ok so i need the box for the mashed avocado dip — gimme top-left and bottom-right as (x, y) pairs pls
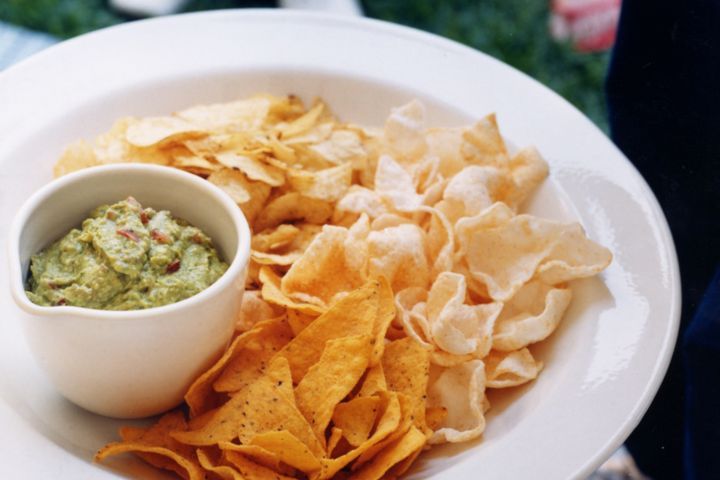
(26, 197), (228, 310)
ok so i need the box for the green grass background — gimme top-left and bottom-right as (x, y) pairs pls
(0, 0), (610, 130)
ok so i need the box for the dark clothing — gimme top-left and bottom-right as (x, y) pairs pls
(606, 1), (720, 478)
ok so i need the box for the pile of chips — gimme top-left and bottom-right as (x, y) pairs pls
(55, 94), (612, 479)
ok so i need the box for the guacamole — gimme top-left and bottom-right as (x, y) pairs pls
(26, 197), (228, 310)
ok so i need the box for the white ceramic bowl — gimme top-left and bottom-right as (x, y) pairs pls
(7, 164), (251, 418)
(0, 9), (679, 480)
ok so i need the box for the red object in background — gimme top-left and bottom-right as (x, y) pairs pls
(550, 0), (622, 52)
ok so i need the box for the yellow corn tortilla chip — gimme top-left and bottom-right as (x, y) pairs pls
(274, 280), (379, 382)
(185, 317), (291, 416)
(250, 430), (321, 473)
(369, 276), (396, 366)
(173, 357), (324, 458)
(287, 308), (318, 336)
(314, 391), (403, 479)
(358, 363), (388, 398)
(382, 338), (431, 431)
(327, 427), (344, 457)
(223, 450), (297, 480)
(350, 426), (427, 480)
(196, 448), (244, 480)
(295, 335), (373, 445)
(425, 406), (448, 431)
(332, 396), (381, 447)
(352, 392), (415, 469)
(212, 316), (294, 393)
(95, 411), (204, 480)
(219, 441), (285, 473)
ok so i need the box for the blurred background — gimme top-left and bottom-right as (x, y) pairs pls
(0, 0), (615, 131)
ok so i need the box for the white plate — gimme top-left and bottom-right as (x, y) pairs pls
(0, 10), (680, 480)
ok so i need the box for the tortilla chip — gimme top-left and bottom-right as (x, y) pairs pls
(173, 357), (324, 458)
(332, 396), (381, 447)
(185, 322), (263, 417)
(358, 363), (388, 398)
(213, 317), (294, 393)
(274, 279), (379, 382)
(369, 276), (396, 366)
(350, 426), (426, 480)
(381, 338), (431, 431)
(95, 411), (203, 480)
(295, 335), (373, 444)
(280, 311), (310, 338)
(315, 391), (403, 479)
(196, 448), (244, 480)
(327, 427), (344, 457)
(249, 430), (321, 473)
(223, 450), (297, 480)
